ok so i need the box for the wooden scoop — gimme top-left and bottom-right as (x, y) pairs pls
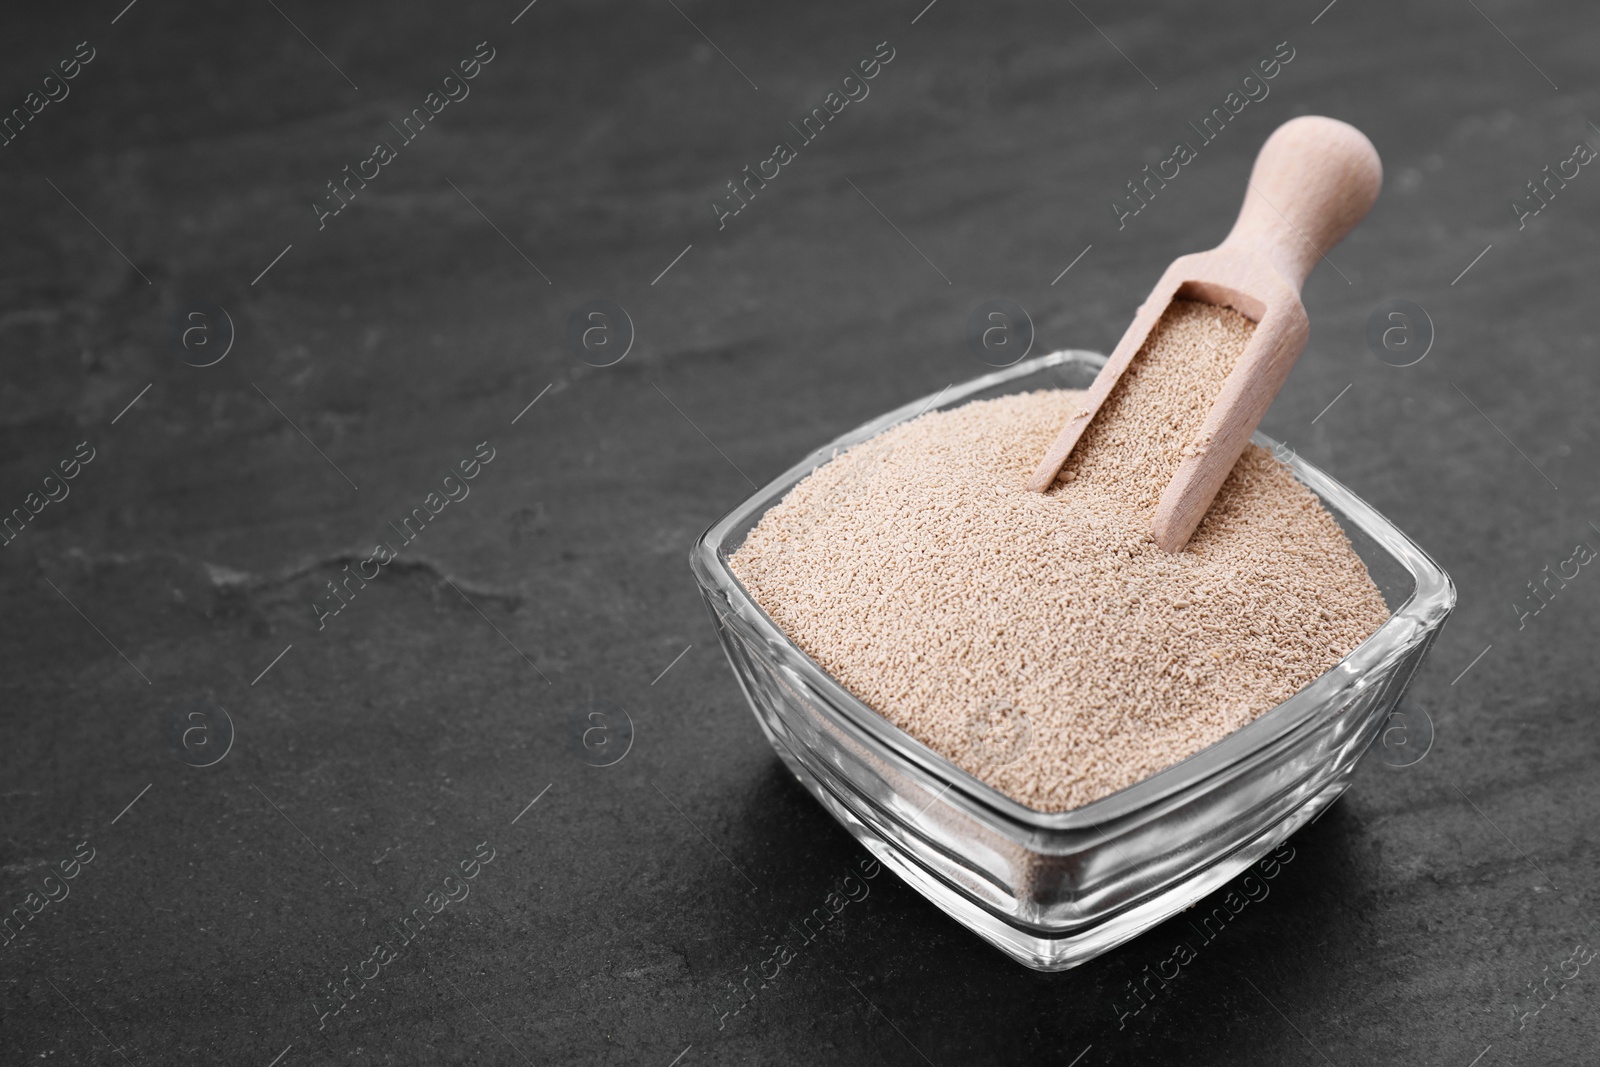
(1026, 115), (1382, 552)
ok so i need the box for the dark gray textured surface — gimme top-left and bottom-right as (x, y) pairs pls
(2, 0), (1597, 1063)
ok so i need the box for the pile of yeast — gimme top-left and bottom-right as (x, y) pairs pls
(730, 301), (1389, 812)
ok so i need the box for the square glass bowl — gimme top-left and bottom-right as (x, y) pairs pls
(690, 350), (1454, 971)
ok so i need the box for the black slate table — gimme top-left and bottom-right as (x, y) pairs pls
(2, 0), (1597, 1063)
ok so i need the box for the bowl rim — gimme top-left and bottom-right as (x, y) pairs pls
(691, 349), (1457, 832)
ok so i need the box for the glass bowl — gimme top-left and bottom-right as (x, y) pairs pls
(689, 350), (1454, 971)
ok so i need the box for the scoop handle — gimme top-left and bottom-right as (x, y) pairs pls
(1217, 116), (1382, 291)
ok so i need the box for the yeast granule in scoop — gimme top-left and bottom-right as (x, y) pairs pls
(729, 301), (1389, 813)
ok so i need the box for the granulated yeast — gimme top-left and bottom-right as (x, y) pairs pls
(730, 300), (1390, 812)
